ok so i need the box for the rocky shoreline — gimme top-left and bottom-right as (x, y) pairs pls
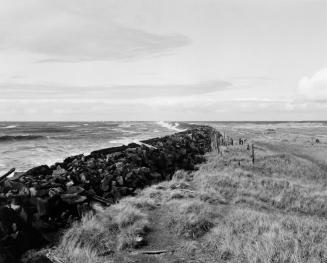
(0, 125), (217, 262)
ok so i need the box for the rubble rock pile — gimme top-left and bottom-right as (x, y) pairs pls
(0, 126), (214, 235)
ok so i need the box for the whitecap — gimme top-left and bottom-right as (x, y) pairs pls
(1, 125), (17, 129)
(156, 121), (186, 132)
(121, 130), (139, 134)
(131, 139), (157, 149)
(118, 123), (132, 128)
(109, 138), (134, 145)
(63, 125), (80, 128)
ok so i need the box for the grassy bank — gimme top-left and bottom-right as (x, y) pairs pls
(52, 141), (327, 263)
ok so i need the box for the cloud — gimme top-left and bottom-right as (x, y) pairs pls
(1, 91), (327, 121)
(114, 81), (232, 97)
(0, 0), (190, 62)
(31, 24), (190, 62)
(0, 79), (233, 120)
(0, 80), (231, 100)
(298, 68), (327, 102)
(7, 80), (325, 121)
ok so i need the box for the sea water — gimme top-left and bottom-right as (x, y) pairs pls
(0, 121), (186, 174)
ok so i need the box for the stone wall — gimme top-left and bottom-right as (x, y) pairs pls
(1, 126), (215, 226)
(0, 126), (217, 261)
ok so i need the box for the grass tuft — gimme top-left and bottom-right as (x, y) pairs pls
(55, 198), (150, 262)
(166, 200), (218, 238)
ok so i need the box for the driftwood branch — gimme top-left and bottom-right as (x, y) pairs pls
(85, 191), (112, 206)
(132, 249), (174, 255)
(0, 168), (15, 184)
(251, 144), (255, 164)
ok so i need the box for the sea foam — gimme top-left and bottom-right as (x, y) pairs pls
(157, 121), (186, 132)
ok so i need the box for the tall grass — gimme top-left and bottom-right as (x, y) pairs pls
(204, 208), (327, 263)
(194, 149), (327, 218)
(56, 201), (150, 262)
(166, 199), (218, 238)
(54, 142), (327, 262)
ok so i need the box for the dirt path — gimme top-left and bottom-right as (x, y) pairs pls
(113, 206), (182, 263)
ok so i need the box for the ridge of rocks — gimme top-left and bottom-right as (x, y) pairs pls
(1, 126), (216, 231)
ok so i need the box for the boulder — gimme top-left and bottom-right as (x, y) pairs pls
(117, 176), (124, 186)
(52, 166), (66, 178)
(0, 207), (48, 260)
(23, 166), (52, 177)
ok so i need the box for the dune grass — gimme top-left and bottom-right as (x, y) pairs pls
(193, 146), (327, 262)
(204, 208), (327, 263)
(56, 201), (150, 262)
(194, 146), (327, 218)
(165, 199), (218, 238)
(54, 140), (327, 262)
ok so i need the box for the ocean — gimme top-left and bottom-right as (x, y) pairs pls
(0, 121), (186, 175)
(1, 121), (327, 175)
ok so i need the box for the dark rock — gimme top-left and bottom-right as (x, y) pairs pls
(101, 175), (112, 192)
(61, 194), (87, 205)
(78, 172), (88, 183)
(35, 189), (48, 198)
(151, 172), (162, 180)
(125, 172), (133, 182)
(91, 145), (128, 157)
(117, 176), (124, 186)
(24, 254), (52, 263)
(0, 207), (48, 260)
(23, 166), (52, 177)
(126, 146), (138, 153)
(0, 246), (17, 263)
(66, 186), (84, 195)
(86, 158), (96, 169)
(52, 166), (66, 178)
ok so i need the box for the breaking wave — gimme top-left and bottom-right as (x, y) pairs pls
(109, 138), (134, 145)
(0, 135), (46, 142)
(1, 125), (17, 129)
(157, 121), (186, 132)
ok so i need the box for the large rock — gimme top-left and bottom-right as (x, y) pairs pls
(23, 166), (52, 177)
(0, 207), (48, 261)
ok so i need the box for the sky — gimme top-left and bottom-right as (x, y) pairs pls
(0, 0), (326, 121)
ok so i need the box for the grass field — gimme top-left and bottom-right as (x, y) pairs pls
(53, 126), (327, 263)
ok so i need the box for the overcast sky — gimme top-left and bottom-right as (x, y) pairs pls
(0, 0), (326, 121)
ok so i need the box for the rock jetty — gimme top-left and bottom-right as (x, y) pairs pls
(0, 125), (216, 262)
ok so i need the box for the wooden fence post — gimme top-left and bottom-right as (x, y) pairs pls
(251, 144), (255, 164)
(0, 168), (15, 184)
